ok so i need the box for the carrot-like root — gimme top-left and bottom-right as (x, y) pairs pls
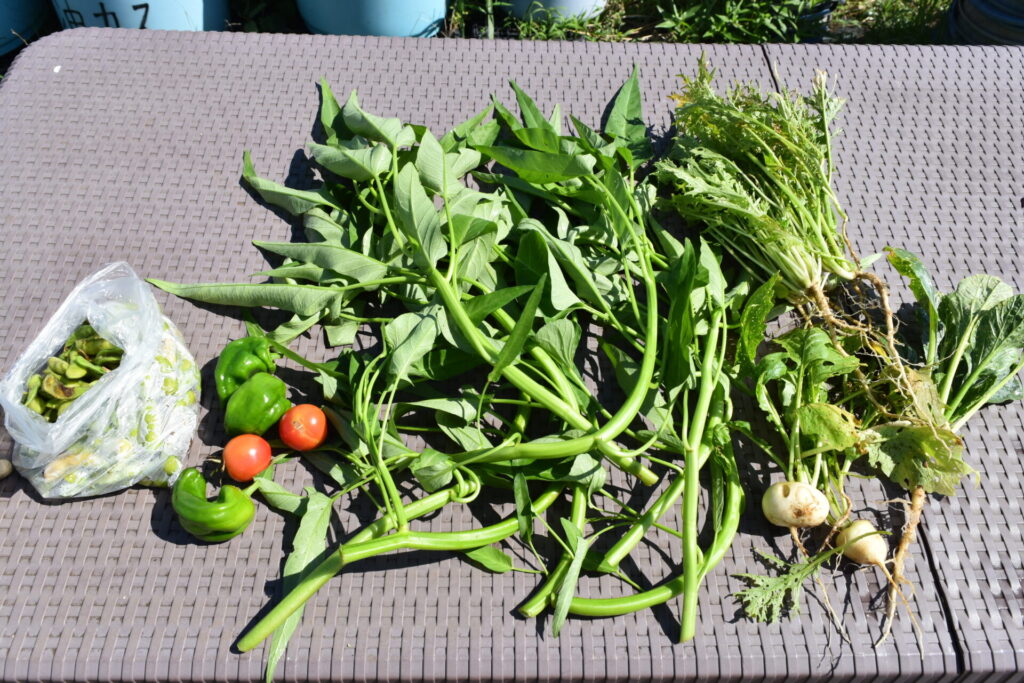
(875, 484), (926, 652)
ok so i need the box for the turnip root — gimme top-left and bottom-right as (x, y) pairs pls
(837, 519), (888, 565)
(836, 516), (923, 652)
(761, 481), (830, 528)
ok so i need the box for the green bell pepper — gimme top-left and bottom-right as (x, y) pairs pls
(214, 337), (278, 405)
(224, 372), (291, 436)
(171, 468), (255, 542)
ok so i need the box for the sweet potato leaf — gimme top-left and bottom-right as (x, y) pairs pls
(341, 91), (414, 148)
(309, 140), (391, 181)
(463, 545), (514, 574)
(476, 145), (596, 184)
(383, 307), (442, 381)
(488, 274), (546, 382)
(242, 150), (338, 215)
(603, 66), (652, 168)
(265, 490), (334, 683)
(411, 448), (455, 492)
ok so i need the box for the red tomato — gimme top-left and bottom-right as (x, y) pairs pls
(223, 434), (272, 482)
(279, 404), (328, 451)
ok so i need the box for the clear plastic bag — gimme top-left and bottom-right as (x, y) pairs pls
(0, 262), (201, 498)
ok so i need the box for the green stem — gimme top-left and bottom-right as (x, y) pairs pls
(518, 485), (588, 617)
(375, 383), (408, 531)
(453, 433), (597, 466)
(237, 485), (562, 652)
(925, 302), (939, 369)
(354, 186), (383, 216)
(489, 305), (581, 413)
(511, 400), (531, 436)
(566, 451), (743, 620)
(429, 267), (657, 485)
(949, 355), (1024, 430)
(348, 487), (460, 545)
(597, 307), (725, 577)
(937, 318), (978, 404)
(599, 474), (685, 573)
(372, 176), (408, 251)
(945, 343), (1018, 421)
(598, 489), (686, 540)
(679, 338), (723, 643)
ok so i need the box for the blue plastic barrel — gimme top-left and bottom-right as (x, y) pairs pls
(1, 1), (51, 56)
(510, 0), (607, 20)
(949, 0), (1024, 44)
(50, 0), (228, 31)
(296, 0), (447, 37)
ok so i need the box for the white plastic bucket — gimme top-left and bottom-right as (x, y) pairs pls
(50, 0), (228, 31)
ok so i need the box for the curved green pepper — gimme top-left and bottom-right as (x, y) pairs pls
(224, 372), (291, 436)
(215, 337), (278, 405)
(171, 468), (255, 542)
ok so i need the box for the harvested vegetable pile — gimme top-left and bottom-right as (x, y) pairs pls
(146, 59), (1024, 678)
(656, 58), (1024, 645)
(153, 72), (775, 676)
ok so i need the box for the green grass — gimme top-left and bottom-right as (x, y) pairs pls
(829, 0), (951, 43)
(448, 0), (831, 43)
(445, 0), (641, 40)
(505, 1), (639, 42)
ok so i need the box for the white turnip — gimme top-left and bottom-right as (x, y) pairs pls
(836, 519), (888, 566)
(836, 516), (922, 650)
(761, 481), (830, 528)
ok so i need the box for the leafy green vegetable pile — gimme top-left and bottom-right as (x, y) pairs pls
(152, 71), (777, 676)
(655, 58), (1024, 646)
(148, 58), (1024, 676)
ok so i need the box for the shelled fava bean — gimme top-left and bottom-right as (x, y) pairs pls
(21, 323), (123, 422)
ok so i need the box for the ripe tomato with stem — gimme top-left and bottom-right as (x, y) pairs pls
(279, 404), (328, 452)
